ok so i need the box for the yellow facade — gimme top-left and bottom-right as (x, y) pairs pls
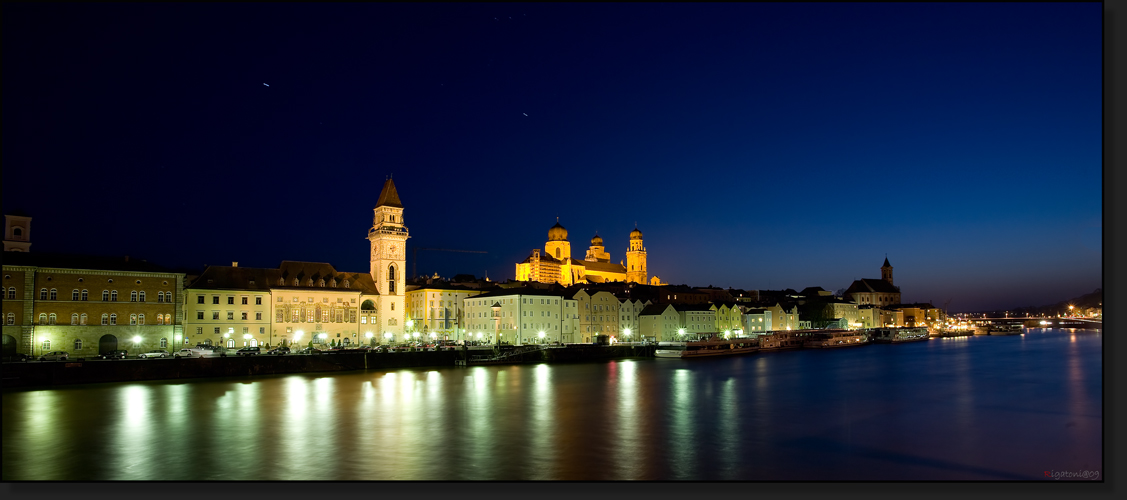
(516, 221), (649, 286)
(406, 285), (484, 341)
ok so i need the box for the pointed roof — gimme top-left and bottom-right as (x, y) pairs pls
(883, 257), (891, 267)
(376, 179), (403, 208)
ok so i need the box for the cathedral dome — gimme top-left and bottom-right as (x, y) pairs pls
(629, 227), (643, 240)
(548, 221), (568, 241)
(591, 234), (603, 246)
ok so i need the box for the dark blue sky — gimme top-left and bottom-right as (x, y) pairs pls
(2, 3), (1103, 312)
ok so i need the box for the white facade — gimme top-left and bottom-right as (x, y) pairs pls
(462, 291), (578, 345)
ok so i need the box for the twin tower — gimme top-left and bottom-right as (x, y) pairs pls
(518, 221), (649, 285)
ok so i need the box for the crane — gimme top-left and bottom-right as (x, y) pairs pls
(411, 247), (487, 278)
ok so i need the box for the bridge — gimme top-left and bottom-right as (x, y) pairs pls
(967, 317), (1102, 330)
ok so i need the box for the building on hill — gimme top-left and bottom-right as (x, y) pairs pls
(844, 258), (902, 306)
(2, 252), (185, 359)
(515, 221), (656, 286)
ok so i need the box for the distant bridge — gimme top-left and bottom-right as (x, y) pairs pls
(968, 317), (1101, 330)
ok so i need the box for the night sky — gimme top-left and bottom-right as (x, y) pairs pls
(3, 3), (1103, 313)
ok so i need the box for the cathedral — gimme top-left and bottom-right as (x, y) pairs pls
(515, 221), (652, 285)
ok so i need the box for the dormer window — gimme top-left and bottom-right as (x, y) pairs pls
(279, 278), (285, 285)
(318, 279), (326, 287)
(307, 279), (314, 286)
(249, 280), (256, 286)
(330, 279), (337, 288)
(343, 279), (350, 288)
(293, 278), (299, 286)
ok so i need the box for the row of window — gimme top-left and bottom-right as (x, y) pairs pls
(195, 311), (266, 321)
(194, 326), (267, 335)
(199, 295), (264, 305)
(12, 312), (175, 326)
(41, 337), (173, 352)
(8, 288), (174, 302)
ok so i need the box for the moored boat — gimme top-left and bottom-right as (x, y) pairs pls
(869, 327), (930, 343)
(654, 338), (759, 358)
(803, 329), (869, 348)
(988, 324), (1023, 335)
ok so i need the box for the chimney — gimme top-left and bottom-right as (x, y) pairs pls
(232, 262), (238, 267)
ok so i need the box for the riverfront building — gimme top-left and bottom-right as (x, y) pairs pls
(405, 283), (485, 341)
(844, 258), (902, 306)
(182, 261), (382, 348)
(461, 287), (579, 344)
(2, 252), (185, 359)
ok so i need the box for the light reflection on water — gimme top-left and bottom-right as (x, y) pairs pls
(1, 329), (1101, 480)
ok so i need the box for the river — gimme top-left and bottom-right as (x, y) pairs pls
(1, 328), (1102, 480)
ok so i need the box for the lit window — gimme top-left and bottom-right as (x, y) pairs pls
(101, 314), (109, 325)
(130, 314), (138, 325)
(109, 313), (117, 325)
(131, 291), (138, 302)
(160, 338), (168, 348)
(138, 314), (145, 325)
(80, 313), (87, 325)
(71, 313), (79, 325)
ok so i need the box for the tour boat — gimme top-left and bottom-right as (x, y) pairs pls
(654, 338), (759, 358)
(757, 330), (816, 350)
(869, 327), (930, 343)
(988, 324), (1023, 335)
(802, 329), (870, 348)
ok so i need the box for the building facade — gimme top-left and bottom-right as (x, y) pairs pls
(405, 283), (484, 341)
(515, 221), (652, 286)
(2, 253), (184, 359)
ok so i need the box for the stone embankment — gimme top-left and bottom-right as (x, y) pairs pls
(1, 345), (657, 388)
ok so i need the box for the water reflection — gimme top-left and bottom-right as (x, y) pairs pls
(1, 329), (1102, 480)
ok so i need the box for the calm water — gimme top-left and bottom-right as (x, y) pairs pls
(2, 329), (1101, 480)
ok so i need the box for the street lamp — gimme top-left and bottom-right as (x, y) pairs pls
(538, 331), (545, 344)
(318, 333), (328, 347)
(366, 332), (374, 346)
(678, 328), (685, 340)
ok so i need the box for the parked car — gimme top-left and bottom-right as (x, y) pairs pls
(94, 350), (128, 360)
(4, 353), (31, 362)
(236, 347), (261, 356)
(174, 348), (202, 358)
(39, 351), (70, 361)
(267, 346), (290, 355)
(296, 347), (323, 355)
(138, 350), (170, 359)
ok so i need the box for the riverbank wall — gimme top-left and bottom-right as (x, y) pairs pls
(1, 345), (657, 389)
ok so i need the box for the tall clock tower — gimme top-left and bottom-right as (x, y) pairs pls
(369, 178), (409, 337)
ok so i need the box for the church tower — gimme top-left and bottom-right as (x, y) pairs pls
(545, 220), (571, 261)
(626, 226), (647, 284)
(369, 178), (409, 336)
(881, 257), (893, 286)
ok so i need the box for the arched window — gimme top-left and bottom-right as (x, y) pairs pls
(139, 291), (146, 302)
(71, 313), (79, 325)
(13, 227), (21, 237)
(130, 314), (138, 325)
(74, 339), (83, 351)
(109, 313), (117, 325)
(6, 313), (13, 325)
(80, 313), (87, 325)
(39, 313), (47, 324)
(81, 289), (88, 301)
(40, 288), (48, 300)
(159, 338), (167, 348)
(249, 339), (258, 347)
(111, 290), (118, 301)
(101, 314), (109, 325)
(158, 291), (165, 303)
(7, 287), (14, 299)
(49, 288), (57, 300)
(42, 339), (50, 351)
(138, 314), (145, 325)
(388, 265), (396, 294)
(314, 305), (322, 322)
(48, 313), (57, 325)
(72, 289), (80, 301)
(227, 339), (235, 348)
(130, 290), (138, 302)
(102, 290), (109, 301)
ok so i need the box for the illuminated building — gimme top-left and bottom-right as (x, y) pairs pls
(405, 283), (484, 341)
(572, 289), (620, 341)
(182, 261), (380, 348)
(844, 257), (902, 306)
(2, 252), (184, 358)
(368, 178), (409, 337)
(461, 288), (578, 344)
(515, 221), (654, 285)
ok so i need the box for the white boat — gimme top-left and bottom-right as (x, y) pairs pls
(654, 338), (758, 358)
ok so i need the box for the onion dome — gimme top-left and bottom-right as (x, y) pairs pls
(591, 234), (603, 246)
(548, 221), (568, 241)
(629, 227), (643, 240)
